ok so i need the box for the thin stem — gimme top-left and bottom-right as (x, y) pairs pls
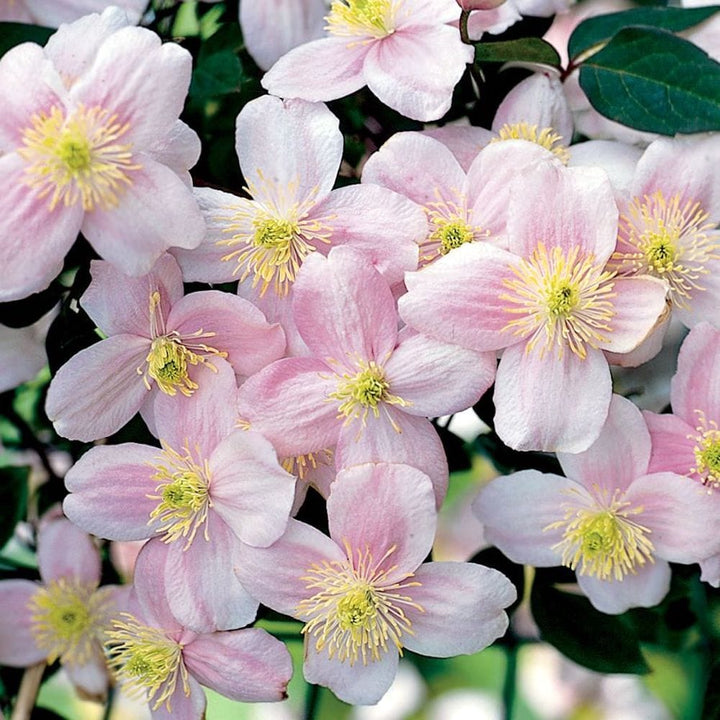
(502, 641), (518, 720)
(101, 684), (116, 720)
(459, 10), (472, 44)
(10, 662), (46, 720)
(303, 682), (321, 720)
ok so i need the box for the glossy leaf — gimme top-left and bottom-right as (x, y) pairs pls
(0, 466), (29, 550)
(579, 26), (720, 135)
(474, 37), (561, 68)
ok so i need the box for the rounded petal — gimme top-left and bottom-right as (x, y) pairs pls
(644, 411), (697, 476)
(184, 628), (292, 702)
(38, 517), (100, 585)
(63, 443), (159, 541)
(568, 140), (643, 197)
(0, 580), (45, 666)
(45, 335), (150, 441)
(402, 562), (515, 656)
(328, 463), (437, 579)
(577, 561), (671, 614)
(474, 470), (577, 567)
(494, 345), (612, 453)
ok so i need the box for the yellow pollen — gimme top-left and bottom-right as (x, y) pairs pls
(297, 542), (423, 665)
(19, 104), (140, 212)
(690, 410), (720, 489)
(148, 442), (213, 548)
(611, 191), (720, 309)
(545, 486), (654, 581)
(326, 0), (398, 40)
(139, 291), (227, 396)
(500, 242), (616, 359)
(106, 613), (189, 712)
(281, 449), (334, 481)
(218, 172), (333, 297)
(28, 578), (113, 665)
(493, 122), (570, 165)
(329, 360), (410, 427)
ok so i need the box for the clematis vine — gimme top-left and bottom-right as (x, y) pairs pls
(45, 254), (285, 441)
(0, 7), (205, 301)
(475, 395), (720, 614)
(235, 462), (516, 704)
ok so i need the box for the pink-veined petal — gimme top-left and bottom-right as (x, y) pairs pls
(38, 517), (100, 586)
(422, 125), (493, 172)
(0, 580), (45, 666)
(152, 674), (206, 720)
(644, 411), (697, 476)
(402, 562), (515, 656)
(64, 648), (109, 701)
(45, 335), (150, 441)
(495, 344), (612, 453)
(183, 628), (292, 702)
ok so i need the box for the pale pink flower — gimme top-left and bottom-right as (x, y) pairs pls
(172, 95), (423, 354)
(475, 395), (720, 614)
(45, 254), (285, 441)
(643, 322), (720, 586)
(0, 0), (146, 25)
(362, 128), (562, 267)
(261, 0), (474, 121)
(399, 162), (668, 452)
(237, 246), (496, 505)
(0, 308), (53, 393)
(235, 462), (516, 704)
(0, 7), (205, 302)
(0, 515), (127, 699)
(240, 0), (328, 70)
(106, 540), (292, 718)
(63, 359), (296, 631)
(466, 0), (571, 37)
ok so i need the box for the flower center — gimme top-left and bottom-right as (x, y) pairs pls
(297, 542), (423, 665)
(690, 410), (720, 489)
(326, 0), (398, 40)
(329, 360), (409, 427)
(148, 442), (213, 548)
(19, 104), (140, 212)
(611, 191), (720, 309)
(492, 123), (570, 164)
(500, 242), (616, 359)
(28, 578), (111, 665)
(545, 486), (654, 581)
(219, 173), (333, 297)
(106, 613), (189, 712)
(139, 291), (227, 396)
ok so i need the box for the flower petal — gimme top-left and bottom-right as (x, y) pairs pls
(38, 517), (100, 586)
(0, 580), (44, 666)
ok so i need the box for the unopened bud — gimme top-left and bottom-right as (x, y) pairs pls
(456, 0), (508, 10)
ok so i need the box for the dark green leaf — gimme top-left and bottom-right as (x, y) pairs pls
(474, 37), (561, 68)
(0, 22), (53, 59)
(703, 659), (720, 720)
(190, 49), (243, 99)
(579, 26), (720, 135)
(569, 6), (720, 60)
(531, 583), (650, 674)
(0, 466), (29, 550)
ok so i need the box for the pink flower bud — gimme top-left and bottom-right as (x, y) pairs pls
(457, 0), (508, 10)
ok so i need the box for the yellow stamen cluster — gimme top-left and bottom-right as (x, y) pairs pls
(546, 486), (654, 581)
(139, 291), (227, 396)
(420, 198), (489, 266)
(500, 242), (616, 359)
(19, 104), (140, 212)
(106, 613), (189, 712)
(611, 191), (720, 309)
(329, 360), (409, 427)
(493, 122), (570, 165)
(297, 542), (423, 665)
(690, 410), (720, 489)
(28, 578), (111, 665)
(148, 442), (213, 548)
(326, 0), (398, 40)
(219, 174), (333, 297)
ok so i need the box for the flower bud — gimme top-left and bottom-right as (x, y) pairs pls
(456, 0), (508, 10)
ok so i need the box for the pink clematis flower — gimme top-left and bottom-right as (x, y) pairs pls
(261, 0), (474, 122)
(237, 246), (496, 505)
(0, 308), (53, 393)
(45, 254), (285, 441)
(475, 395), (720, 614)
(399, 162), (668, 453)
(0, 0), (147, 25)
(63, 359), (296, 631)
(643, 322), (720, 586)
(173, 95), (423, 354)
(105, 540), (293, 719)
(0, 7), (205, 302)
(235, 462), (516, 704)
(0, 515), (127, 699)
(240, 0), (328, 70)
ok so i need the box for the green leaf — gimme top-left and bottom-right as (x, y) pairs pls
(531, 583), (650, 674)
(569, 6), (720, 60)
(474, 37), (561, 69)
(0, 22), (53, 59)
(190, 49), (243, 99)
(0, 466), (29, 550)
(579, 26), (720, 135)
